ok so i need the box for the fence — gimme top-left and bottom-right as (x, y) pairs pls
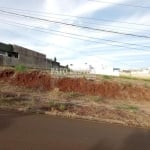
(49, 68), (96, 80)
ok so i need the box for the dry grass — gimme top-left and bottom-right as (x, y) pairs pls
(96, 74), (150, 88)
(114, 104), (139, 112)
(0, 75), (150, 128)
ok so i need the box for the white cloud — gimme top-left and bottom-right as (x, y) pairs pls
(73, 0), (126, 16)
(42, 0), (127, 59)
(0, 0), (150, 70)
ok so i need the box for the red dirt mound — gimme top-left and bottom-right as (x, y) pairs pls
(57, 78), (150, 101)
(57, 78), (121, 98)
(0, 69), (14, 81)
(11, 71), (54, 90)
(0, 70), (150, 101)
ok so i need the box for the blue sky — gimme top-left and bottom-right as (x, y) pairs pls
(0, 0), (150, 71)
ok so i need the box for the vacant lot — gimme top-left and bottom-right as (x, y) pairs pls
(0, 68), (150, 128)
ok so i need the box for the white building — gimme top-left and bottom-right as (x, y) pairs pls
(70, 63), (120, 76)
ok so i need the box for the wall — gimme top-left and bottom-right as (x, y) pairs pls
(0, 43), (67, 70)
(52, 61), (60, 69)
(13, 45), (47, 69)
(0, 54), (18, 67)
(0, 55), (3, 66)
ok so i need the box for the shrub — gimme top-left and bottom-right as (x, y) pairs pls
(59, 103), (66, 111)
(15, 64), (27, 72)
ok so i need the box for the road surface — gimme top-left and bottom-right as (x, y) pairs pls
(0, 110), (150, 150)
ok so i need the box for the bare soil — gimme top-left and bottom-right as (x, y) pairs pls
(0, 69), (150, 128)
(0, 69), (150, 101)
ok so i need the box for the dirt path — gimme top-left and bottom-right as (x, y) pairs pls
(0, 110), (150, 150)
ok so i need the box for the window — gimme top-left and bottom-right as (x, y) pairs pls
(7, 52), (18, 58)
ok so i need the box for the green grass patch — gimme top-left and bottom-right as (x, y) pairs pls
(90, 96), (105, 103)
(102, 75), (113, 80)
(115, 104), (139, 112)
(59, 103), (66, 111)
(48, 100), (68, 111)
(49, 100), (56, 107)
(120, 75), (150, 82)
(0, 97), (28, 107)
(15, 64), (27, 72)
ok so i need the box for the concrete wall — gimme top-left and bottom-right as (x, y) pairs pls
(52, 61), (60, 69)
(0, 43), (67, 70)
(46, 59), (52, 69)
(13, 45), (47, 69)
(0, 54), (18, 67)
(0, 55), (3, 66)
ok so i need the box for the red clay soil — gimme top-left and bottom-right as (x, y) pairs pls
(0, 69), (14, 81)
(0, 70), (150, 101)
(57, 78), (150, 101)
(12, 71), (54, 90)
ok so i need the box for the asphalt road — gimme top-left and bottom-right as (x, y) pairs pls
(0, 110), (150, 150)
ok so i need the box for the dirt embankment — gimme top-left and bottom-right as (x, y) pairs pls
(0, 70), (150, 101)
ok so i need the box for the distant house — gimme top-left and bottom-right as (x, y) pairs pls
(131, 68), (150, 76)
(112, 68), (120, 76)
(120, 68), (150, 79)
(0, 42), (66, 70)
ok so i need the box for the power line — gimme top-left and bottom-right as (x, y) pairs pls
(0, 18), (150, 52)
(0, 9), (150, 39)
(1, 6), (150, 28)
(88, 0), (150, 9)
(1, 7), (150, 34)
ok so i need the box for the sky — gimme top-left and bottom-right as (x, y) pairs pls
(0, 0), (150, 72)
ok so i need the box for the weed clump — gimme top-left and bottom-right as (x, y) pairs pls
(15, 65), (27, 72)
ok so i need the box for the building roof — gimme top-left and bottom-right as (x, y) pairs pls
(0, 42), (13, 52)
